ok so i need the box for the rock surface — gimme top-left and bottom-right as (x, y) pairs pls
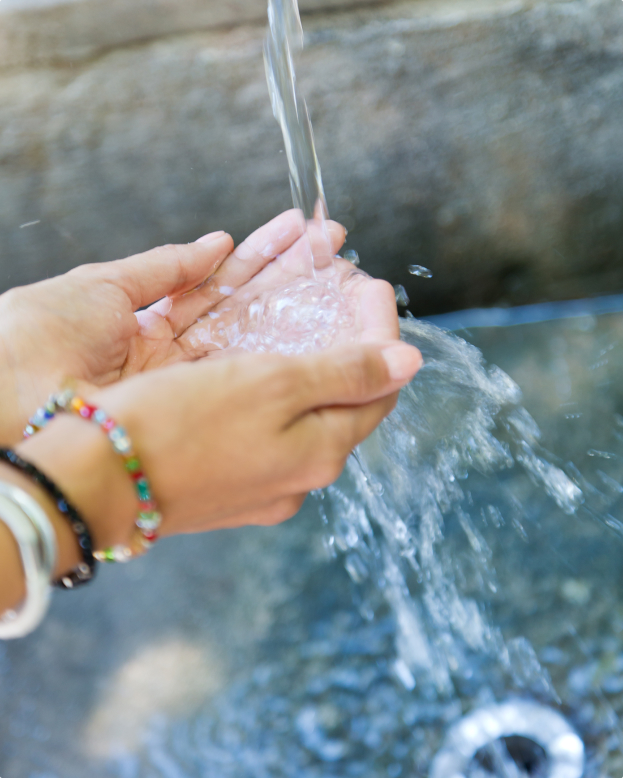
(0, 0), (392, 69)
(1, 0), (622, 314)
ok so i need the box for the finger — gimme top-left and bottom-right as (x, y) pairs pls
(306, 215), (346, 270)
(356, 279), (401, 343)
(251, 217), (346, 280)
(83, 232), (234, 311)
(215, 209), (306, 284)
(319, 392), (399, 458)
(286, 342), (422, 417)
(165, 214), (346, 335)
(219, 211), (344, 282)
(161, 210), (305, 334)
(203, 218), (345, 308)
(291, 394), (399, 491)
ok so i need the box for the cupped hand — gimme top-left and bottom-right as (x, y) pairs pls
(130, 210), (399, 363)
(0, 214), (303, 439)
(0, 230), (231, 441)
(0, 210), (395, 442)
(18, 340), (423, 558)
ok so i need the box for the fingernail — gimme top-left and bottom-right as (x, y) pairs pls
(382, 343), (423, 383)
(196, 230), (225, 244)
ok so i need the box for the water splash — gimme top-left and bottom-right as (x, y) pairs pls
(135, 319), (598, 778)
(409, 264), (433, 279)
(191, 273), (356, 356)
(394, 284), (410, 307)
(343, 249), (360, 266)
(195, 0), (584, 706)
(322, 318), (581, 700)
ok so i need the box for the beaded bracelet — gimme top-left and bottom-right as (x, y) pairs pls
(0, 448), (96, 589)
(25, 390), (162, 563)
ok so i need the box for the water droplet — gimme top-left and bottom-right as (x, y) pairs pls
(343, 249), (360, 266)
(408, 264), (433, 278)
(394, 284), (410, 307)
(587, 449), (617, 459)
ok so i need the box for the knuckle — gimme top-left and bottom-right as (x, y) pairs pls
(163, 244), (191, 289)
(1, 285), (24, 310)
(375, 278), (396, 300)
(334, 413), (359, 454)
(283, 495), (305, 520)
(68, 262), (101, 280)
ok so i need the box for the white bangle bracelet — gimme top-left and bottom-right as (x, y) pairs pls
(0, 482), (57, 640)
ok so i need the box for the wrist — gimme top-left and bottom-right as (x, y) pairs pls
(15, 415), (138, 558)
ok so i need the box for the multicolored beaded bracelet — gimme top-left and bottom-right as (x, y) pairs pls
(24, 390), (162, 563)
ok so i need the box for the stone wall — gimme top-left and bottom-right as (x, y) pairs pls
(0, 0), (392, 68)
(1, 0), (622, 315)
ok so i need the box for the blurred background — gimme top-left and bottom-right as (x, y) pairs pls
(2, 0), (623, 315)
(3, 2), (623, 777)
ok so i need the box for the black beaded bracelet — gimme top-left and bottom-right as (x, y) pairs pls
(0, 448), (97, 589)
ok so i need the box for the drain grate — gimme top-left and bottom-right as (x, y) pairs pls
(430, 700), (584, 778)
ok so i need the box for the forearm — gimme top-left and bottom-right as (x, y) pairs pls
(0, 461), (82, 613)
(0, 340), (23, 446)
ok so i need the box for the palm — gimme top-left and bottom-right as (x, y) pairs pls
(127, 211), (398, 370)
(0, 211), (398, 443)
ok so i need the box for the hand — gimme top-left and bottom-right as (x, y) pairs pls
(0, 230), (233, 442)
(151, 212), (394, 362)
(0, 211), (369, 442)
(11, 340), (422, 590)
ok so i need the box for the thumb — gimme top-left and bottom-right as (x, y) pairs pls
(289, 341), (423, 414)
(95, 232), (234, 311)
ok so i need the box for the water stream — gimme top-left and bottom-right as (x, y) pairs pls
(189, 0), (363, 358)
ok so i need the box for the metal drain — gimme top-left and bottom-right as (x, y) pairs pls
(430, 700), (585, 778)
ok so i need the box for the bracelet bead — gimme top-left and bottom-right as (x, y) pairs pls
(24, 389), (162, 563)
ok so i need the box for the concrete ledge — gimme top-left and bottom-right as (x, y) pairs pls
(0, 0), (394, 69)
(1, 0), (622, 314)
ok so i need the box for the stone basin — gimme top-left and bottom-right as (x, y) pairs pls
(2, 298), (623, 776)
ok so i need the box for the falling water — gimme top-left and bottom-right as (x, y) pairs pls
(263, 0), (327, 231)
(322, 317), (583, 698)
(190, 0), (360, 357)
